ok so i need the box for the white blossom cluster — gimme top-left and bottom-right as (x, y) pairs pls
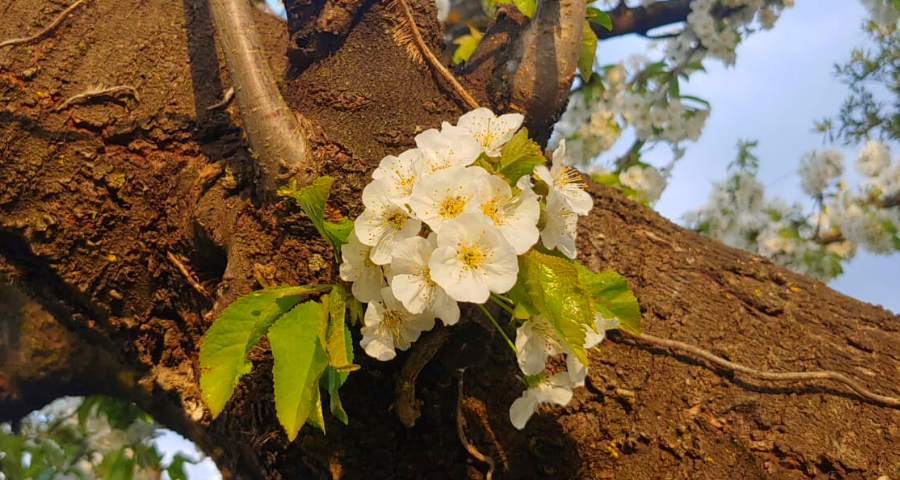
(338, 109), (606, 428)
(686, 140), (900, 280)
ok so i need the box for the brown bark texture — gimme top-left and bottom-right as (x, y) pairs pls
(1, 1), (899, 479)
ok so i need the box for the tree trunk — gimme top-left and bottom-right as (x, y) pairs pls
(1, 1), (898, 479)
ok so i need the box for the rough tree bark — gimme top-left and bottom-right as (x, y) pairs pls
(1, 1), (898, 479)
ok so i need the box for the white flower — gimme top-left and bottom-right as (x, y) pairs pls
(372, 149), (422, 206)
(565, 314), (608, 386)
(619, 165), (666, 203)
(515, 316), (563, 376)
(475, 175), (540, 254)
(361, 287), (435, 361)
(429, 213), (518, 303)
(454, 108), (524, 157)
(414, 127), (481, 176)
(798, 149), (844, 196)
(509, 373), (575, 430)
(855, 140), (890, 177)
(409, 166), (488, 233)
(390, 235), (460, 326)
(541, 196), (579, 258)
(533, 140), (593, 215)
(354, 179), (422, 265)
(339, 233), (386, 303)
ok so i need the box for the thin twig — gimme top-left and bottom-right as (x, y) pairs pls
(456, 369), (495, 480)
(166, 252), (213, 300)
(625, 330), (900, 408)
(0, 0), (90, 49)
(385, 0), (480, 110)
(55, 84), (139, 111)
(207, 86), (235, 111)
(394, 326), (452, 427)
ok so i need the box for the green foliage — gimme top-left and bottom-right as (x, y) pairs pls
(278, 176), (353, 256)
(513, 0), (536, 17)
(586, 7), (612, 31)
(498, 128), (546, 184)
(578, 21), (599, 82)
(574, 264), (642, 335)
(199, 284), (330, 418)
(453, 26), (482, 64)
(270, 301), (330, 440)
(510, 250), (596, 364)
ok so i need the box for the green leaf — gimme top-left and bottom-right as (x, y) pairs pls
(199, 284), (330, 418)
(269, 301), (329, 441)
(279, 176), (350, 253)
(668, 78), (680, 97)
(324, 284), (355, 374)
(498, 128), (545, 184)
(517, 251), (595, 364)
(453, 26), (483, 64)
(680, 94), (711, 108)
(166, 454), (190, 480)
(575, 264), (641, 334)
(513, 0), (536, 17)
(306, 387), (327, 433)
(578, 21), (598, 82)
(586, 7), (612, 30)
(320, 366), (350, 424)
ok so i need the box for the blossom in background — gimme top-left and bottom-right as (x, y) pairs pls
(355, 179), (422, 265)
(619, 165), (666, 204)
(428, 213), (518, 303)
(339, 234), (386, 303)
(798, 149), (844, 196)
(509, 373), (575, 430)
(361, 287), (435, 361)
(390, 235), (460, 326)
(454, 108), (524, 157)
(856, 140), (890, 177)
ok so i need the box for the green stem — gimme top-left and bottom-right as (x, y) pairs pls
(491, 293), (514, 305)
(478, 304), (517, 354)
(490, 296), (515, 316)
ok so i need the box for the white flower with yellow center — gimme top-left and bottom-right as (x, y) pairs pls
(355, 179), (422, 265)
(372, 148), (422, 206)
(409, 166), (488, 233)
(414, 127), (481, 176)
(541, 196), (579, 259)
(533, 140), (593, 215)
(361, 287), (436, 361)
(509, 373), (575, 430)
(339, 234), (386, 303)
(428, 213), (518, 303)
(452, 107), (524, 157)
(475, 175), (540, 254)
(390, 235), (460, 326)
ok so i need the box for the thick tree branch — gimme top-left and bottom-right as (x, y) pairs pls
(208, 0), (315, 196)
(591, 0), (691, 40)
(506, 0), (586, 142)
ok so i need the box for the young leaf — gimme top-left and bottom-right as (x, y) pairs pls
(453, 26), (483, 64)
(320, 366), (350, 424)
(517, 251), (595, 364)
(306, 387), (327, 433)
(199, 284), (330, 419)
(325, 284), (355, 374)
(498, 128), (545, 184)
(279, 176), (349, 252)
(586, 7), (612, 30)
(575, 264), (642, 334)
(513, 0), (536, 17)
(269, 301), (330, 441)
(578, 21), (598, 82)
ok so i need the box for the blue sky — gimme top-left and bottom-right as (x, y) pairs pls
(157, 2), (899, 478)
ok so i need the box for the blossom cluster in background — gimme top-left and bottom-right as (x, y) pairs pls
(339, 108), (619, 429)
(684, 140), (900, 281)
